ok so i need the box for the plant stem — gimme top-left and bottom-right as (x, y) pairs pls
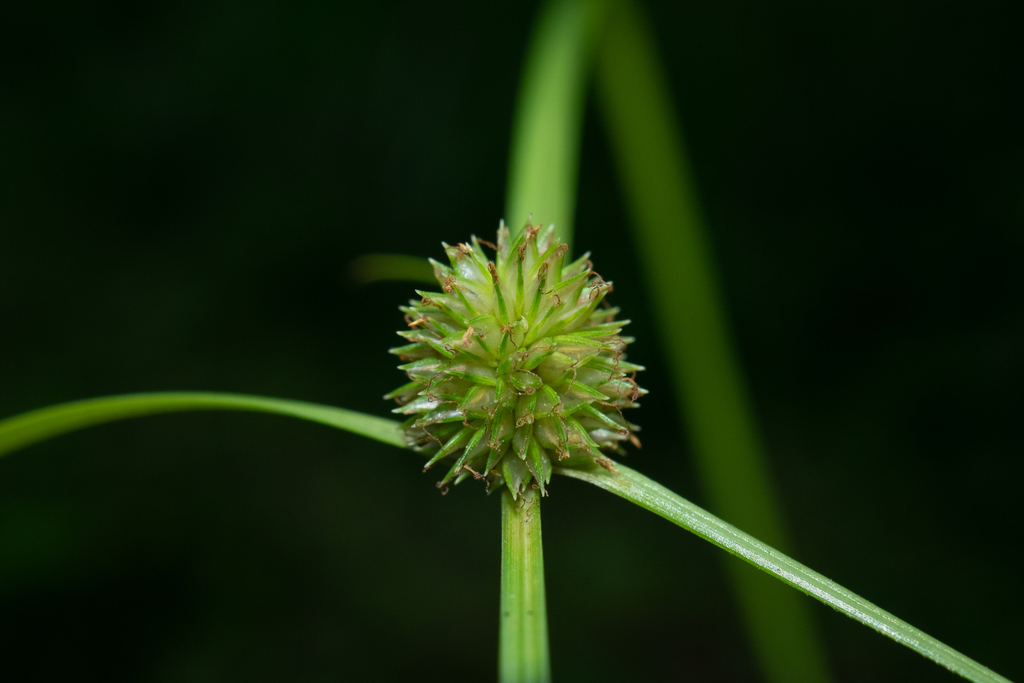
(505, 0), (606, 248)
(499, 486), (550, 683)
(556, 460), (1012, 683)
(594, 1), (830, 680)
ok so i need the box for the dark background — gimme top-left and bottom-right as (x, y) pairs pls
(1, 1), (1022, 681)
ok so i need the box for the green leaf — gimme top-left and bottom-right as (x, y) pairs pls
(556, 460), (1012, 683)
(349, 253), (437, 286)
(593, 1), (830, 680)
(504, 0), (607, 248)
(0, 392), (407, 459)
(500, 487), (550, 683)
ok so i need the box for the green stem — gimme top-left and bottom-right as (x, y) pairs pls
(0, 392), (406, 459)
(505, 0), (606, 247)
(498, 2), (598, 676)
(594, 1), (830, 680)
(556, 461), (1012, 683)
(499, 487), (550, 683)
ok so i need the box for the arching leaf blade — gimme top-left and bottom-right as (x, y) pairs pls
(0, 392), (407, 459)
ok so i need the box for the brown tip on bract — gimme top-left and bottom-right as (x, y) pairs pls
(389, 221), (645, 496)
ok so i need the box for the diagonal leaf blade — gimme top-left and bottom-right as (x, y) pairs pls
(0, 392), (407, 459)
(556, 460), (1012, 683)
(593, 1), (830, 680)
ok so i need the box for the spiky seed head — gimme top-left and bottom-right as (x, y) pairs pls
(386, 220), (646, 499)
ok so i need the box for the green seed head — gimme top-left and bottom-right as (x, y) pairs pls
(386, 221), (645, 498)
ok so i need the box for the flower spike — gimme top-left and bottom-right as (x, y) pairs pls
(387, 221), (646, 498)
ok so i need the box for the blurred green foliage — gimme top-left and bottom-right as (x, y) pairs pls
(0, 1), (1021, 682)
(594, 1), (829, 680)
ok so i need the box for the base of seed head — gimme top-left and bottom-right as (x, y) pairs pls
(385, 219), (646, 499)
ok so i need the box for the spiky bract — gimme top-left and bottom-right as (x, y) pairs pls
(386, 222), (645, 498)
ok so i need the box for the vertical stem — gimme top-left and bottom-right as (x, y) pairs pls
(504, 0), (607, 248)
(499, 487), (550, 683)
(500, 3), (593, 677)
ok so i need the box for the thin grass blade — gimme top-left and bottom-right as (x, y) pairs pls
(556, 461), (1012, 683)
(0, 392), (407, 458)
(593, 1), (830, 680)
(500, 487), (550, 683)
